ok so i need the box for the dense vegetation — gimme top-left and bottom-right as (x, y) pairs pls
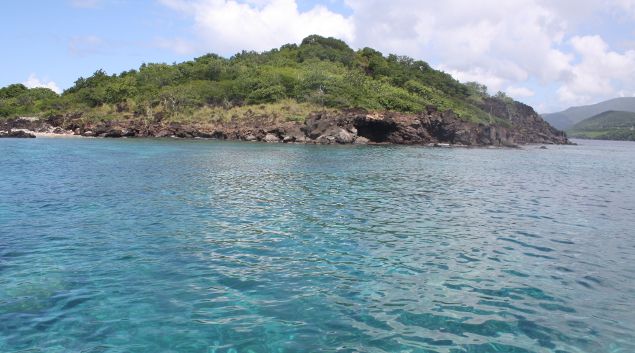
(1, 35), (512, 124)
(568, 110), (635, 141)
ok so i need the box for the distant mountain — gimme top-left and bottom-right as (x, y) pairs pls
(542, 97), (635, 130)
(567, 110), (635, 141)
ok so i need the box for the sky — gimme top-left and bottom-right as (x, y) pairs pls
(2, 0), (635, 113)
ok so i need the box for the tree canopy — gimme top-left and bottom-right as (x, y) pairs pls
(0, 35), (509, 124)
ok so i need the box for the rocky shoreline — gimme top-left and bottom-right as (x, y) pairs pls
(0, 103), (569, 146)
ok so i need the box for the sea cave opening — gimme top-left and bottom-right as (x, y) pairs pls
(354, 119), (397, 143)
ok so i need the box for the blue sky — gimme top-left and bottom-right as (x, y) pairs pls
(1, 1), (193, 90)
(2, 0), (635, 113)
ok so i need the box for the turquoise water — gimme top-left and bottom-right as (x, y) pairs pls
(1, 138), (634, 353)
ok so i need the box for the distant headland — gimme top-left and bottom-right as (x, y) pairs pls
(542, 97), (635, 141)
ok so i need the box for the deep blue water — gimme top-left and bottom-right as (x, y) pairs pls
(1, 138), (634, 353)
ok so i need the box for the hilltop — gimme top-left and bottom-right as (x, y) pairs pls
(568, 111), (635, 141)
(542, 97), (635, 130)
(0, 35), (567, 146)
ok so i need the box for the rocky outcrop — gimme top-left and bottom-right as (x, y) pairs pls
(0, 129), (36, 138)
(477, 98), (568, 145)
(0, 105), (569, 146)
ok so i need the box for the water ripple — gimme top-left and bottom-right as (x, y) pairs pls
(1, 138), (634, 352)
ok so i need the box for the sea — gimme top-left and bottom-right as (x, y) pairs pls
(1, 138), (634, 353)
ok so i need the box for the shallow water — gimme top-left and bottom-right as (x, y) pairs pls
(1, 138), (634, 353)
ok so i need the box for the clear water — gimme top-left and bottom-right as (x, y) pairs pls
(1, 138), (634, 353)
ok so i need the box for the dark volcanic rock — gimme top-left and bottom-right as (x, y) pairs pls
(353, 114), (399, 143)
(3, 102), (569, 146)
(477, 98), (568, 145)
(303, 113), (344, 140)
(153, 129), (174, 138)
(0, 130), (36, 138)
(270, 122), (306, 143)
(104, 129), (124, 138)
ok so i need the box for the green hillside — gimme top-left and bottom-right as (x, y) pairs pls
(0, 35), (523, 126)
(542, 97), (635, 130)
(567, 110), (635, 141)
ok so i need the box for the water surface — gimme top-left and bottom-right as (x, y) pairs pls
(1, 138), (634, 353)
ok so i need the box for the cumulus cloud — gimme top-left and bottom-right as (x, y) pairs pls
(159, 0), (354, 54)
(23, 74), (61, 94)
(440, 66), (508, 93)
(557, 35), (635, 105)
(158, 0), (635, 110)
(506, 86), (536, 98)
(344, 0), (573, 93)
(346, 0), (635, 108)
(614, 0), (635, 16)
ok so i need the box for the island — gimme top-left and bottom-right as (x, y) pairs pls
(1, 35), (568, 146)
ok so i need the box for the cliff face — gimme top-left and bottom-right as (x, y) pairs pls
(1, 105), (569, 146)
(476, 98), (568, 145)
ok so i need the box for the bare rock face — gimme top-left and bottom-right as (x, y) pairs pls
(302, 113), (343, 140)
(2, 102), (569, 146)
(335, 128), (354, 144)
(267, 122), (305, 143)
(263, 133), (280, 143)
(0, 130), (36, 138)
(476, 98), (568, 145)
(154, 130), (174, 138)
(104, 129), (124, 138)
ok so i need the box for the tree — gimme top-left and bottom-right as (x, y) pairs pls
(298, 35), (356, 66)
(465, 82), (488, 97)
(0, 84), (29, 99)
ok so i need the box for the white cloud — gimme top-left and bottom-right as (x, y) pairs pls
(159, 0), (354, 54)
(344, 0), (573, 90)
(158, 0), (635, 110)
(614, 0), (635, 16)
(507, 86), (536, 98)
(23, 74), (61, 94)
(557, 35), (635, 105)
(345, 0), (635, 109)
(440, 66), (507, 93)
